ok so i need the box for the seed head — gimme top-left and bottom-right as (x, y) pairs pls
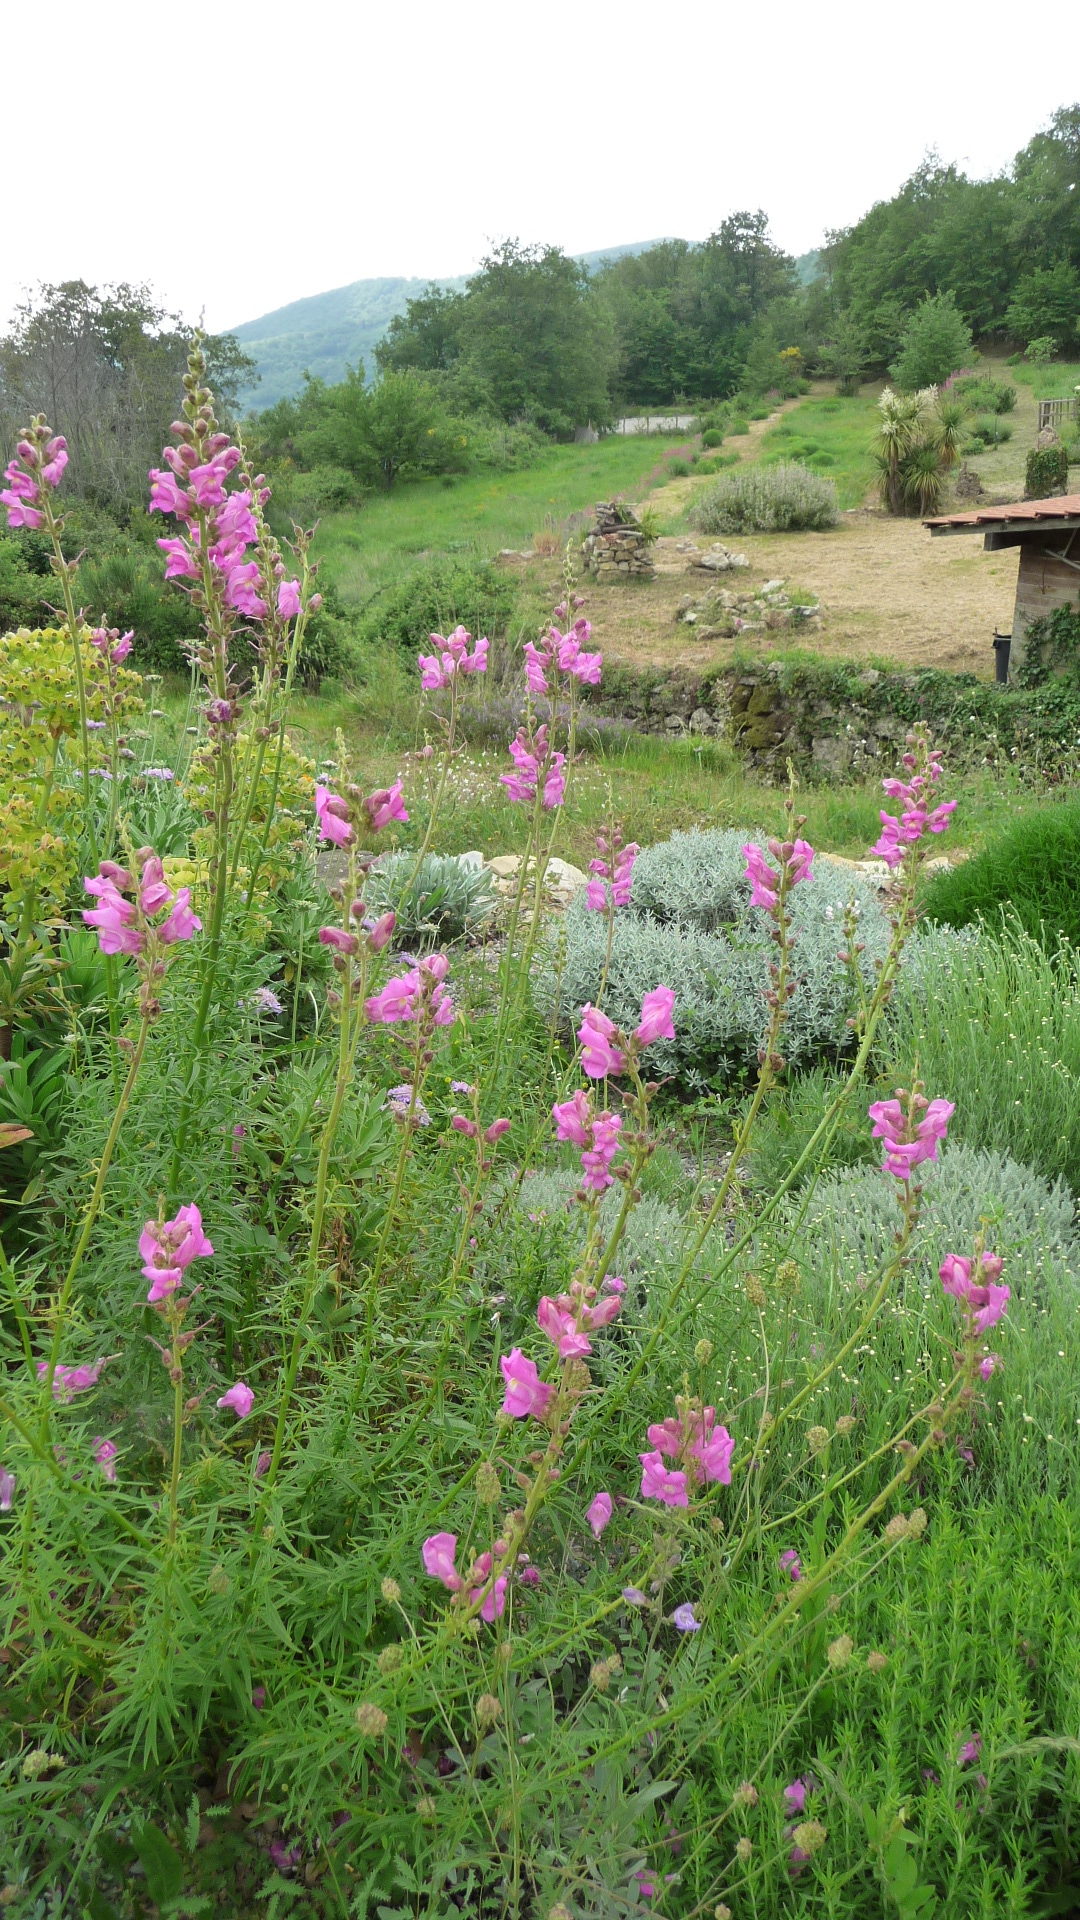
(694, 1337), (714, 1367)
(548, 1906), (574, 1920)
(377, 1644), (404, 1675)
(866, 1650), (888, 1673)
(475, 1693), (502, 1728)
(884, 1513), (910, 1543)
(355, 1701), (388, 1737)
(807, 1425), (830, 1453)
(744, 1273), (767, 1309)
(735, 1836), (752, 1863)
(827, 1633), (854, 1669)
(792, 1820), (827, 1855)
(774, 1259), (801, 1298)
(590, 1659), (613, 1692)
(476, 1460), (501, 1506)
(834, 1415), (856, 1435)
(908, 1507), (927, 1536)
(733, 1780), (758, 1807)
(715, 1908), (732, 1920)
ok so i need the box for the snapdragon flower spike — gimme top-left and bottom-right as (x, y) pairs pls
(552, 617), (603, 685)
(365, 952), (455, 1027)
(1, 425), (67, 530)
(939, 1251), (1010, 1336)
(639, 1398), (734, 1507)
(81, 849), (202, 959)
(36, 1358), (110, 1401)
(139, 1203), (213, 1306)
(871, 733), (957, 868)
(417, 625), (489, 689)
(868, 1090), (955, 1179)
(585, 834), (639, 912)
(499, 725), (566, 808)
(149, 423), (280, 618)
(553, 1088), (626, 1189)
(363, 781), (409, 832)
(743, 836), (815, 912)
(537, 1277), (622, 1358)
(577, 1004), (625, 1078)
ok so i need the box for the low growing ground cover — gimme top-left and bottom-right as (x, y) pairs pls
(2, 358), (1080, 1919)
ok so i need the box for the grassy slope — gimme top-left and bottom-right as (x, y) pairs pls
(756, 389), (881, 508)
(313, 434), (698, 605)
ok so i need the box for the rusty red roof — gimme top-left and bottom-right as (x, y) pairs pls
(926, 493), (1080, 529)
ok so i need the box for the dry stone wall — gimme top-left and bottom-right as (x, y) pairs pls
(581, 502), (655, 580)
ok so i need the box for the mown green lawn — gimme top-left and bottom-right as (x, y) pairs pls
(757, 391), (883, 509)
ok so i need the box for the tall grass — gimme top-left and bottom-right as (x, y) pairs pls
(313, 435), (697, 605)
(886, 923), (1080, 1192)
(759, 391), (882, 508)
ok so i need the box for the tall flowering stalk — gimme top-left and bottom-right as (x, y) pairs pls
(2, 421), (91, 824)
(406, 626), (488, 881)
(140, 1205), (214, 1543)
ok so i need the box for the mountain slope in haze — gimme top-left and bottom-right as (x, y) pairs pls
(230, 241), (678, 408)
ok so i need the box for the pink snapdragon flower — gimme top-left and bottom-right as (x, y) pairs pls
(365, 952), (455, 1027)
(551, 1089), (592, 1146)
(499, 1348), (555, 1420)
(90, 626), (134, 665)
(0, 1467), (13, 1509)
(139, 1203), (214, 1305)
(552, 618), (603, 685)
(93, 1439), (117, 1482)
(868, 1091), (955, 1179)
(672, 1603), (702, 1631)
(577, 1005), (625, 1078)
(158, 888), (201, 945)
(37, 1357), (109, 1401)
(580, 1110), (623, 1189)
(784, 1776), (813, 1815)
(81, 852), (201, 958)
(957, 1734), (982, 1768)
(779, 1548), (803, 1581)
(537, 1277), (621, 1358)
(82, 880), (143, 955)
(319, 926), (359, 955)
(1, 430), (67, 530)
(217, 1381), (255, 1418)
(364, 782), (409, 832)
(586, 1490), (613, 1538)
(635, 986), (676, 1046)
(422, 1531), (463, 1591)
(640, 1399), (734, 1508)
(277, 579), (301, 618)
(939, 1252), (1010, 1335)
(315, 785), (353, 847)
(417, 625), (489, 688)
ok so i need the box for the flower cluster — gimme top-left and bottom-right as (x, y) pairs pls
(314, 780), (409, 846)
(417, 625), (488, 690)
(552, 1089), (624, 1191)
(868, 1089), (954, 1179)
(139, 1204), (214, 1306)
(639, 1398), (734, 1508)
(870, 736), (956, 869)
(82, 851), (202, 963)
(499, 725), (566, 809)
(743, 837), (814, 912)
(89, 626), (133, 666)
(421, 1531), (508, 1622)
(536, 1275), (622, 1358)
(37, 1357), (110, 1402)
(940, 1251), (1009, 1375)
(522, 617), (603, 697)
(585, 831), (639, 912)
(149, 424), (301, 622)
(1, 426), (67, 530)
(577, 986), (675, 1079)
(366, 951), (455, 1027)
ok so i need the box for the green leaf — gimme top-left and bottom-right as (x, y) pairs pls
(132, 1819), (184, 1903)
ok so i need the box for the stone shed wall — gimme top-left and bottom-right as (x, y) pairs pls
(1011, 539), (1080, 663)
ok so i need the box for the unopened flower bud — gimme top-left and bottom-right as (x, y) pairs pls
(377, 1644), (404, 1675)
(744, 1274), (767, 1309)
(827, 1633), (854, 1669)
(380, 1577), (401, 1604)
(866, 1649), (888, 1673)
(694, 1338), (713, 1367)
(807, 1425), (830, 1453)
(834, 1415), (856, 1435)
(475, 1693), (502, 1728)
(792, 1820), (827, 1856)
(355, 1702), (388, 1736)
(476, 1460), (500, 1505)
(735, 1836), (752, 1863)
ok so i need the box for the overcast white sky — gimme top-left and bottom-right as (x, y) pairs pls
(5, 0), (1079, 335)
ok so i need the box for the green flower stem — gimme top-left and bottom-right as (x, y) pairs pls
(165, 1327), (186, 1547)
(405, 676), (461, 888)
(39, 1011), (152, 1422)
(39, 496), (91, 826)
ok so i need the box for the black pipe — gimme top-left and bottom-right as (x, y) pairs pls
(992, 632), (1011, 684)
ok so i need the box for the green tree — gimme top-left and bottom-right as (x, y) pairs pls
(889, 292), (974, 391)
(458, 241), (616, 433)
(375, 285), (467, 375)
(817, 312), (869, 394)
(0, 281), (255, 513)
(1005, 262), (1080, 351)
(297, 366), (468, 490)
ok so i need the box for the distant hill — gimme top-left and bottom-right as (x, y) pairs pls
(230, 241), (679, 409)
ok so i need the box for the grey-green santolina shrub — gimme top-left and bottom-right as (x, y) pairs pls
(688, 462), (839, 535)
(537, 844), (894, 1084)
(789, 1145), (1077, 1284)
(365, 852), (495, 947)
(514, 1169), (689, 1279)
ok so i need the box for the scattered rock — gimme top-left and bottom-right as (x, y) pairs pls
(484, 854), (588, 912)
(690, 543), (749, 573)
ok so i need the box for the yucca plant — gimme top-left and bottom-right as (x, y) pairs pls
(875, 387), (957, 517)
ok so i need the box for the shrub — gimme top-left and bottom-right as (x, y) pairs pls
(728, 416), (750, 435)
(886, 921), (1080, 1192)
(666, 457), (691, 477)
(1025, 444), (1070, 498)
(950, 375), (1017, 414)
(920, 798), (1080, 944)
(890, 292), (974, 391)
(748, 407), (771, 420)
(354, 551), (519, 654)
(364, 851), (496, 947)
(970, 413), (1012, 446)
(537, 829), (894, 1084)
(788, 1144), (1077, 1283)
(1014, 604), (1080, 689)
(688, 463), (839, 535)
(702, 428), (724, 448)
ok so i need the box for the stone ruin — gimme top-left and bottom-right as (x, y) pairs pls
(581, 501), (655, 580)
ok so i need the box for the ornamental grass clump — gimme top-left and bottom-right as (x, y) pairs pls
(1, 364), (1074, 1914)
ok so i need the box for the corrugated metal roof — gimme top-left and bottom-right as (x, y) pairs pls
(926, 493), (1080, 529)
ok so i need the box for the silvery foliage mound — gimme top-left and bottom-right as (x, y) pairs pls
(366, 851), (495, 948)
(787, 1144), (1077, 1291)
(515, 1169), (690, 1280)
(538, 829), (895, 1084)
